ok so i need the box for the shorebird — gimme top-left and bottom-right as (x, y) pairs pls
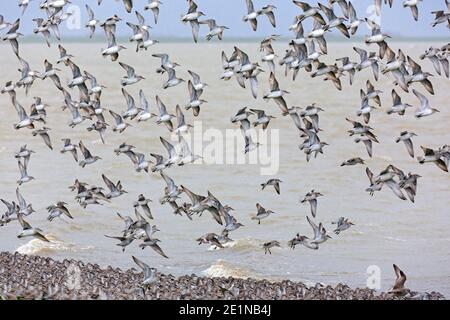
(403, 0), (422, 21)
(252, 203), (276, 224)
(346, 118), (377, 138)
(162, 66), (185, 89)
(407, 56), (434, 95)
(56, 44), (73, 66)
(85, 4), (99, 38)
(399, 172), (421, 203)
(431, 5), (450, 28)
(1, 199), (19, 226)
(173, 105), (192, 135)
(244, 134), (261, 154)
(178, 135), (202, 166)
(263, 241), (281, 254)
(134, 194), (153, 220)
(151, 96), (174, 131)
(137, 27), (159, 51)
(260, 35), (278, 72)
(16, 57), (39, 95)
(293, 1), (326, 25)
(15, 145), (35, 161)
(364, 18), (390, 59)
(47, 202), (73, 222)
(122, 0), (133, 13)
(0, 15), (10, 31)
(132, 256), (158, 289)
(200, 19), (229, 41)
(185, 80), (207, 116)
(357, 90), (377, 124)
(251, 109), (276, 130)
(188, 70), (207, 96)
(374, 166), (407, 200)
(347, 1), (363, 35)
(85, 71), (106, 100)
(387, 89), (413, 116)
(16, 188), (35, 216)
(264, 72), (289, 115)
(160, 171), (182, 204)
(121, 88), (139, 120)
(135, 90), (151, 122)
(110, 110), (131, 133)
(100, 14), (122, 38)
(231, 107), (251, 124)
(307, 216), (332, 245)
(132, 152), (151, 173)
(288, 234), (319, 250)
(32, 18), (51, 47)
(160, 137), (180, 166)
(17, 213), (49, 242)
(101, 33), (126, 62)
(258, 5), (277, 28)
(19, 0), (32, 16)
(181, 185), (208, 216)
(299, 103), (323, 130)
(197, 233), (224, 248)
(388, 264), (409, 296)
(1, 81), (17, 98)
(354, 47), (379, 81)
(417, 146), (448, 172)
(341, 157), (365, 167)
(354, 133), (379, 158)
(301, 190), (323, 218)
(66, 60), (87, 89)
(60, 139), (78, 162)
(78, 141), (101, 168)
(114, 142), (135, 156)
(332, 217), (355, 235)
(102, 174), (127, 199)
(150, 153), (168, 172)
(413, 89), (439, 118)
(90, 117), (111, 140)
(365, 167), (383, 196)
(12, 97), (34, 130)
(337, 57), (357, 85)
(139, 223), (169, 258)
(87, 121), (107, 142)
(318, 3), (350, 38)
(120, 62), (144, 86)
(181, 0), (205, 43)
(396, 131), (417, 158)
(2, 19), (22, 56)
(32, 97), (49, 113)
(152, 53), (180, 74)
(144, 0), (163, 24)
(261, 178), (282, 195)
(243, 0), (261, 31)
(41, 59), (63, 91)
(17, 158), (34, 186)
(299, 129), (329, 162)
(32, 127), (52, 150)
(105, 234), (135, 252)
(307, 20), (329, 54)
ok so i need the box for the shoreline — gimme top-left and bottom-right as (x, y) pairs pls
(0, 252), (445, 300)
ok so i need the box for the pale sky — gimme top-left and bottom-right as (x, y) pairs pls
(1, 0), (449, 39)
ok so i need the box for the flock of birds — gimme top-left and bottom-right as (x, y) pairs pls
(0, 0), (449, 296)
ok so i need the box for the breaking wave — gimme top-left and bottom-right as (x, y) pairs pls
(15, 234), (94, 255)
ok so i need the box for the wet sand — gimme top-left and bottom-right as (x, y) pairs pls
(0, 252), (444, 300)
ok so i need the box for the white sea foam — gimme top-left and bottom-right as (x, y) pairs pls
(202, 259), (264, 280)
(16, 234), (94, 255)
